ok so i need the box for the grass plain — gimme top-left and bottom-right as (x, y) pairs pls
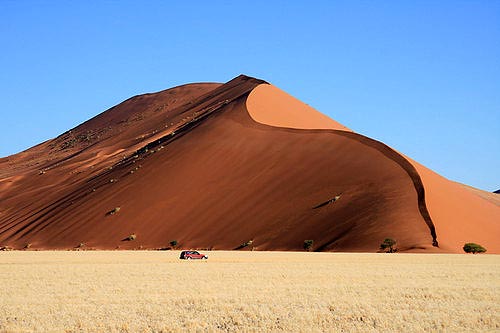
(0, 251), (498, 332)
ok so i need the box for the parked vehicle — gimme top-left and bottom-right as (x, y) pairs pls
(179, 250), (208, 260)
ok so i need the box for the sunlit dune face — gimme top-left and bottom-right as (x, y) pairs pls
(246, 84), (351, 131)
(410, 159), (500, 253)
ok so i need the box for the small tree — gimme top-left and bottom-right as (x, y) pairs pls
(303, 240), (314, 251)
(169, 240), (178, 248)
(463, 243), (486, 254)
(380, 238), (397, 253)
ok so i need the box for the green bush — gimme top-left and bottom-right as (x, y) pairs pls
(380, 238), (397, 253)
(463, 243), (486, 254)
(303, 240), (314, 251)
(170, 240), (178, 248)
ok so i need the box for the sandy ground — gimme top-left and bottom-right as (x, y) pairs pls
(0, 251), (498, 332)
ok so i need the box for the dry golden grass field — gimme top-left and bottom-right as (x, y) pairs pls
(0, 251), (499, 332)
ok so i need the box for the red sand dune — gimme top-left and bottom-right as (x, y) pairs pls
(0, 75), (498, 252)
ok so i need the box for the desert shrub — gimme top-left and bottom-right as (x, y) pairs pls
(170, 240), (178, 248)
(303, 240), (314, 251)
(126, 234), (136, 241)
(107, 207), (121, 216)
(463, 243), (486, 254)
(380, 238), (397, 253)
(234, 240), (253, 250)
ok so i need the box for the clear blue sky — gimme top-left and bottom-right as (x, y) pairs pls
(1, 1), (499, 191)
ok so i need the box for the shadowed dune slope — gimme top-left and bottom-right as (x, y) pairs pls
(0, 76), (498, 252)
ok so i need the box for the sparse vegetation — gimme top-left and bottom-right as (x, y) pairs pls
(169, 240), (178, 248)
(60, 138), (77, 150)
(313, 194), (342, 209)
(107, 207), (121, 216)
(126, 234), (136, 241)
(380, 238), (397, 253)
(463, 242), (486, 254)
(235, 240), (253, 250)
(303, 240), (314, 251)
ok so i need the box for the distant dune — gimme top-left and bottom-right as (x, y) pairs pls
(0, 75), (498, 252)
